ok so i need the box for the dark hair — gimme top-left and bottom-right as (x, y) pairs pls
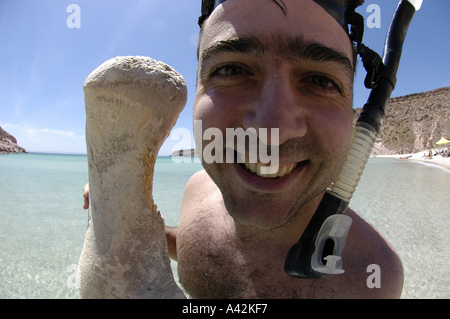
(349, 0), (365, 7)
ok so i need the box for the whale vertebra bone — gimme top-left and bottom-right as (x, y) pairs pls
(78, 56), (187, 299)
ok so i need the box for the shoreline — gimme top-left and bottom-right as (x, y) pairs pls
(374, 150), (450, 171)
(0, 150), (27, 155)
(4, 150), (450, 171)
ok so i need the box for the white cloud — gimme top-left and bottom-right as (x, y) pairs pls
(39, 128), (78, 138)
(2, 121), (193, 156)
(1, 122), (19, 131)
(0, 122), (86, 154)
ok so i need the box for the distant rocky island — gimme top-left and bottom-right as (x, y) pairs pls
(0, 126), (27, 154)
(170, 148), (197, 157)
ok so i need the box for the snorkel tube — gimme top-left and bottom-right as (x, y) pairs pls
(284, 0), (423, 279)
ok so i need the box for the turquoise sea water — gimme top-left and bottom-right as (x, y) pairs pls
(0, 153), (448, 298)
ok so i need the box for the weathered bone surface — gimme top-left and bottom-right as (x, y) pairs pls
(78, 56), (187, 298)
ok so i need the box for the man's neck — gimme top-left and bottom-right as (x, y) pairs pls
(233, 193), (325, 253)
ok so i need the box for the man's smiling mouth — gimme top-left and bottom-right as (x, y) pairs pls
(239, 153), (305, 179)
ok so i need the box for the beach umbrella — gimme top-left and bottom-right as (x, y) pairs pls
(436, 137), (450, 145)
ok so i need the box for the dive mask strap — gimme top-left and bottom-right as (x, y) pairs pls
(199, 0), (226, 26)
(199, 0), (362, 36)
(313, 0), (348, 33)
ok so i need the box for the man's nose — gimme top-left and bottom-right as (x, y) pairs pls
(242, 71), (308, 145)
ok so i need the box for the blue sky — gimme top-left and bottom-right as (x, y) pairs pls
(0, 0), (449, 155)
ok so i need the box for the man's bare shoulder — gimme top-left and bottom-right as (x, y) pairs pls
(181, 169), (219, 208)
(179, 169), (226, 228)
(186, 169), (214, 188)
(183, 169), (214, 194)
(343, 208), (404, 298)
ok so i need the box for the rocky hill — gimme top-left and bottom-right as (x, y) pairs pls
(353, 87), (449, 155)
(0, 126), (27, 153)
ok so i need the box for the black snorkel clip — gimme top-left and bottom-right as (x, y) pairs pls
(285, 0), (422, 279)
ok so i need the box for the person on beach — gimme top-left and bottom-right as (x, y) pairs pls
(84, 0), (403, 298)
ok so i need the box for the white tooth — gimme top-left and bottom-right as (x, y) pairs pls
(277, 166), (287, 177)
(257, 163), (279, 178)
(260, 164), (279, 176)
(286, 164), (296, 174)
(267, 172), (279, 178)
(244, 161), (299, 179)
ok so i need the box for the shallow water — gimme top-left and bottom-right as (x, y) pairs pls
(351, 158), (450, 298)
(0, 153), (448, 298)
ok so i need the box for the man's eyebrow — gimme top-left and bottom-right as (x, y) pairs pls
(200, 34), (354, 77)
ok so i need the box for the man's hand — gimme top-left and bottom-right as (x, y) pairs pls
(83, 183), (89, 210)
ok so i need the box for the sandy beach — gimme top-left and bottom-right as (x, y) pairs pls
(375, 150), (450, 171)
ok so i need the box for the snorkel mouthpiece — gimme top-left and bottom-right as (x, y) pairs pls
(311, 214), (352, 275)
(285, 0), (422, 279)
(285, 195), (353, 278)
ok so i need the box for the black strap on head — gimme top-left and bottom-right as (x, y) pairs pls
(199, 0), (364, 39)
(199, 0), (226, 26)
(313, 0), (348, 32)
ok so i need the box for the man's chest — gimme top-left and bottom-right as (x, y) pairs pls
(176, 228), (356, 298)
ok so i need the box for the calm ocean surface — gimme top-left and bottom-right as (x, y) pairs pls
(0, 153), (448, 299)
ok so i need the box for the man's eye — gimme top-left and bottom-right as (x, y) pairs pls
(211, 64), (246, 77)
(310, 75), (336, 88)
(304, 75), (342, 94)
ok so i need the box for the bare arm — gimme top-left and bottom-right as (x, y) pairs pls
(165, 226), (178, 261)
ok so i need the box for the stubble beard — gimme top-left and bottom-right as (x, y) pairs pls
(201, 138), (348, 231)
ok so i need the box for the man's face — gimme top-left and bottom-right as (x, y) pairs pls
(193, 0), (354, 230)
